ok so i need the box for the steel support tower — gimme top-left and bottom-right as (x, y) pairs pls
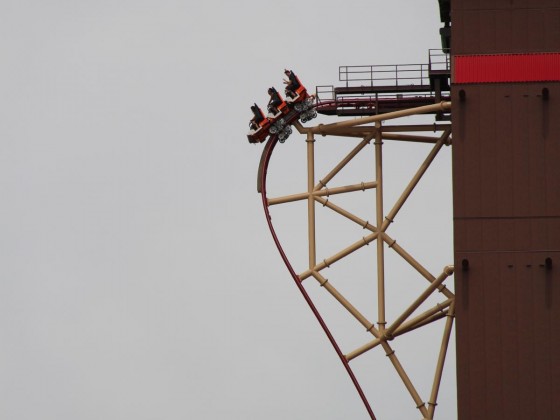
(451, 1), (560, 418)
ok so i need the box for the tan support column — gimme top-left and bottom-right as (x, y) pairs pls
(427, 301), (456, 419)
(307, 131), (316, 269)
(374, 124), (386, 331)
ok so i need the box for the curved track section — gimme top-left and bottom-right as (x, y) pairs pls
(259, 136), (377, 419)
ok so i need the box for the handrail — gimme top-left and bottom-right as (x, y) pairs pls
(339, 63), (430, 88)
(429, 48), (451, 72)
(336, 50), (451, 91)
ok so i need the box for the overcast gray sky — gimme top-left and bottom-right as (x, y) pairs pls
(0, 1), (455, 419)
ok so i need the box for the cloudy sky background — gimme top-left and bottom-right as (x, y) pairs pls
(0, 1), (455, 419)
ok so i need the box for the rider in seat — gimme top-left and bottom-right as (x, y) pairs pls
(249, 103), (265, 129)
(283, 69), (301, 98)
(247, 103), (271, 143)
(267, 87), (286, 117)
(283, 69), (307, 104)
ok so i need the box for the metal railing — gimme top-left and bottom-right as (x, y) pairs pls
(428, 48), (451, 72)
(315, 49), (452, 114)
(339, 64), (430, 88)
(316, 85), (336, 102)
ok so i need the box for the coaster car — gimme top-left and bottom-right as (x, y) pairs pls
(246, 71), (317, 144)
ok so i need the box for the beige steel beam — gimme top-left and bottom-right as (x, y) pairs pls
(295, 119), (451, 135)
(382, 341), (429, 418)
(314, 136), (372, 191)
(427, 301), (455, 419)
(297, 121), (452, 145)
(400, 311), (449, 336)
(385, 235), (455, 299)
(311, 102), (451, 135)
(267, 181), (377, 206)
(298, 231), (379, 281)
(311, 271), (380, 338)
(375, 123), (386, 331)
(380, 124), (452, 133)
(381, 129), (451, 232)
(307, 132), (317, 270)
(395, 299), (452, 335)
(317, 131), (445, 144)
(315, 196), (377, 232)
(333, 124), (451, 134)
(313, 182), (378, 197)
(382, 133), (442, 143)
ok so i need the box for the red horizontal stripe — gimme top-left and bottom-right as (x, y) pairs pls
(454, 53), (560, 83)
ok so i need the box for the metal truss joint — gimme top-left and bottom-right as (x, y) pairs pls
(383, 331), (395, 341)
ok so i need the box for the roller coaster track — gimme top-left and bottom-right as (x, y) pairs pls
(256, 101), (455, 419)
(259, 135), (377, 419)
